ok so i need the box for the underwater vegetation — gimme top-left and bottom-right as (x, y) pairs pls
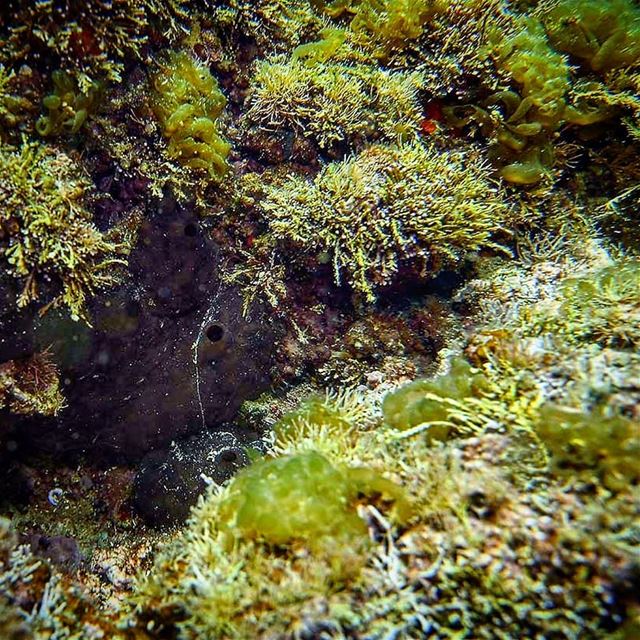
(134, 362), (638, 638)
(542, 0), (640, 72)
(246, 56), (425, 149)
(382, 357), (490, 441)
(0, 350), (64, 418)
(0, 65), (33, 139)
(152, 51), (231, 179)
(36, 71), (104, 138)
(258, 141), (511, 301)
(536, 404), (640, 492)
(534, 258), (640, 349)
(321, 0), (446, 57)
(0, 141), (126, 320)
(0, 0), (639, 638)
(0, 0), (191, 86)
(443, 0), (640, 183)
(218, 450), (410, 550)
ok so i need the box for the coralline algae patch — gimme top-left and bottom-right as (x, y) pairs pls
(0, 0), (639, 638)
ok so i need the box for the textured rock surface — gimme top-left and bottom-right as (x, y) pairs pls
(133, 430), (262, 528)
(10, 199), (281, 461)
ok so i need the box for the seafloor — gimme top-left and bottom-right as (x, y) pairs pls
(0, 1), (639, 638)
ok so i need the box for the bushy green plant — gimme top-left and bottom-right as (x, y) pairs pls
(0, 141), (126, 319)
(246, 56), (425, 148)
(260, 141), (511, 301)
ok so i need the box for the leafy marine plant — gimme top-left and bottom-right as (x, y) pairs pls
(218, 450), (409, 551)
(35, 70), (104, 137)
(542, 0), (640, 72)
(447, 5), (640, 185)
(151, 50), (231, 179)
(0, 65), (33, 140)
(322, 0), (446, 56)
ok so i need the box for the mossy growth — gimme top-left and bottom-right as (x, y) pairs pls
(246, 56), (425, 149)
(322, 0), (446, 56)
(151, 50), (231, 180)
(275, 389), (375, 442)
(36, 70), (104, 137)
(0, 65), (33, 139)
(382, 358), (491, 441)
(260, 141), (511, 301)
(0, 0), (191, 86)
(534, 258), (640, 349)
(536, 404), (640, 492)
(214, 0), (325, 53)
(0, 141), (126, 320)
(0, 350), (64, 417)
(543, 0), (640, 72)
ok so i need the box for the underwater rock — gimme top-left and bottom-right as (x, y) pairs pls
(28, 533), (83, 572)
(133, 430), (259, 528)
(12, 198), (281, 461)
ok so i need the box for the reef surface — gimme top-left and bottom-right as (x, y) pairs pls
(0, 0), (639, 638)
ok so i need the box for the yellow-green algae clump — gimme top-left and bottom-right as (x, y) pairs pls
(536, 404), (640, 492)
(322, 0), (446, 55)
(448, 2), (640, 185)
(247, 56), (425, 148)
(219, 450), (409, 552)
(152, 51), (231, 179)
(383, 357), (491, 441)
(36, 70), (104, 137)
(0, 141), (126, 319)
(543, 0), (640, 72)
(260, 141), (511, 301)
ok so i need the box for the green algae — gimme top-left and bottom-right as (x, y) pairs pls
(259, 141), (511, 301)
(0, 141), (126, 319)
(536, 404), (640, 491)
(152, 51), (231, 179)
(543, 0), (640, 72)
(36, 71), (104, 138)
(383, 358), (490, 441)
